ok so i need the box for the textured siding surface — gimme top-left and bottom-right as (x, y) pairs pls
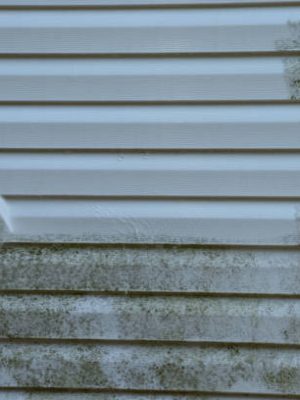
(1, 0), (300, 399)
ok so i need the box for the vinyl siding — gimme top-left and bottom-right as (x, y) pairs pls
(0, 8), (299, 54)
(0, 57), (293, 101)
(0, 105), (299, 150)
(0, 1), (300, 399)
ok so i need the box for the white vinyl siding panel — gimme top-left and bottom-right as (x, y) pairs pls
(2, 199), (299, 245)
(0, 105), (299, 150)
(0, 8), (298, 54)
(0, 57), (293, 101)
(1, 152), (300, 197)
(0, 5), (299, 243)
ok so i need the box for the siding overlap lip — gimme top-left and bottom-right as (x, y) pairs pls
(1, 0), (300, 8)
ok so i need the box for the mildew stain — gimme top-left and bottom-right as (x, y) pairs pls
(2, 344), (290, 393)
(276, 21), (300, 100)
(0, 244), (257, 293)
(263, 365), (299, 393)
(1, 244), (300, 295)
(0, 393), (269, 400)
(283, 57), (300, 100)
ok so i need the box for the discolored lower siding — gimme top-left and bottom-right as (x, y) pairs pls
(2, 295), (300, 344)
(2, 342), (300, 394)
(1, 245), (299, 295)
(1, 244), (300, 397)
(0, 394), (295, 400)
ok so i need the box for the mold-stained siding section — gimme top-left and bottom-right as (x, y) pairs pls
(1, 1), (300, 399)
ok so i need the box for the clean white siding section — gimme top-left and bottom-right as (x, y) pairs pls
(0, 57), (293, 101)
(0, 7), (299, 54)
(0, 105), (299, 149)
(2, 198), (299, 244)
(2, 153), (300, 197)
(0, 3), (299, 243)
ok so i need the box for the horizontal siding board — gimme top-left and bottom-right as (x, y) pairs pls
(2, 153), (300, 197)
(1, 343), (300, 394)
(0, 394), (291, 400)
(0, 8), (299, 54)
(1, 295), (300, 344)
(0, 57), (292, 102)
(1, 0), (300, 5)
(1, 198), (299, 245)
(1, 105), (300, 150)
(1, 246), (299, 295)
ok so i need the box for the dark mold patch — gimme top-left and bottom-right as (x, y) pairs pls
(283, 57), (300, 100)
(277, 22), (300, 52)
(276, 21), (300, 100)
(263, 365), (300, 393)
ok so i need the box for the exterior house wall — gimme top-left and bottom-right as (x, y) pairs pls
(0, 1), (300, 398)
